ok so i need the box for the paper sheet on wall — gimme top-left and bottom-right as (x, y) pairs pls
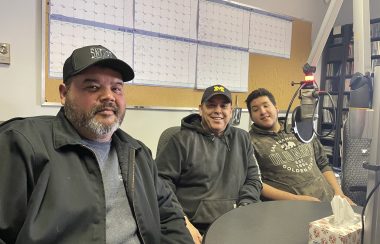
(198, 0), (250, 48)
(49, 20), (133, 79)
(249, 11), (292, 59)
(196, 45), (249, 92)
(50, 0), (133, 27)
(134, 0), (198, 39)
(133, 34), (196, 87)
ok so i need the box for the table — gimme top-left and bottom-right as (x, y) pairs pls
(202, 200), (362, 244)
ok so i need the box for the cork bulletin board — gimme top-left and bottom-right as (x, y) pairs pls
(43, 0), (310, 110)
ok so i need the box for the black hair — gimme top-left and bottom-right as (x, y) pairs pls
(245, 88), (277, 114)
(63, 76), (73, 87)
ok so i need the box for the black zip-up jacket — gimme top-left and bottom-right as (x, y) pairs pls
(0, 109), (193, 244)
(156, 114), (262, 231)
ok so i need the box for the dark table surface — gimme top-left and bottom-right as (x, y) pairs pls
(202, 200), (362, 244)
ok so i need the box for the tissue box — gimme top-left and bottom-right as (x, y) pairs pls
(308, 214), (362, 244)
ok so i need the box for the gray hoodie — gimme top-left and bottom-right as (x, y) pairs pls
(156, 114), (262, 231)
(249, 123), (334, 201)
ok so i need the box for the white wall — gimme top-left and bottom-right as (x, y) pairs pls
(0, 0), (358, 157)
(335, 0), (380, 26)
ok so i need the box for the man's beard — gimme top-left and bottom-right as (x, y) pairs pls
(64, 98), (125, 138)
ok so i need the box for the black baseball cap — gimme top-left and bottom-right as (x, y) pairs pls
(63, 45), (134, 83)
(201, 84), (232, 104)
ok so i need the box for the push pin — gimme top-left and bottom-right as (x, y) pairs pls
(0, 43), (10, 64)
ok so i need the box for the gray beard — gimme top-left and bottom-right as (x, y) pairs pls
(64, 100), (124, 138)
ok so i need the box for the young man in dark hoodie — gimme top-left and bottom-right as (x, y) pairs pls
(156, 84), (262, 243)
(245, 88), (354, 204)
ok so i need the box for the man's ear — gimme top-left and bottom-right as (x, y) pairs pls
(59, 84), (68, 105)
(276, 106), (279, 113)
(198, 104), (203, 116)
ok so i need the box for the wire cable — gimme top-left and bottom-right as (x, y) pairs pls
(285, 82), (306, 133)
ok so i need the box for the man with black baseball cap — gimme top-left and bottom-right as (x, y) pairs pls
(0, 45), (193, 244)
(156, 84), (262, 242)
(63, 45), (135, 83)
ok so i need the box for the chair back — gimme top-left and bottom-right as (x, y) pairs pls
(341, 119), (370, 206)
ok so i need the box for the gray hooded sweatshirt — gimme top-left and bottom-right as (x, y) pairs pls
(249, 123), (334, 201)
(156, 114), (262, 231)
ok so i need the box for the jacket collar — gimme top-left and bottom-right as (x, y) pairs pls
(52, 107), (141, 150)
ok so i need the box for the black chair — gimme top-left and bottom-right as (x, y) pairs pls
(341, 119), (369, 206)
(156, 126), (181, 157)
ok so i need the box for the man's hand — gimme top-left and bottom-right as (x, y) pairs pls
(184, 216), (202, 244)
(323, 171), (356, 205)
(293, 194), (321, 202)
(262, 183), (321, 201)
(336, 194), (356, 206)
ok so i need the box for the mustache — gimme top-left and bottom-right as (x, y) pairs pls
(93, 102), (119, 114)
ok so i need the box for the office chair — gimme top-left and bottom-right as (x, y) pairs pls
(156, 126), (181, 157)
(341, 119), (370, 206)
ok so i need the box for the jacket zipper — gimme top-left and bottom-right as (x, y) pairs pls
(128, 149), (146, 244)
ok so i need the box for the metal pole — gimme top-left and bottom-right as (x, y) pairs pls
(307, 0), (343, 67)
(353, 0), (371, 74)
(365, 66), (380, 244)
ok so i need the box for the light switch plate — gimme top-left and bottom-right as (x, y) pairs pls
(0, 43), (10, 64)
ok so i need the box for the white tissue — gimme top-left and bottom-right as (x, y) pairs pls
(330, 195), (359, 226)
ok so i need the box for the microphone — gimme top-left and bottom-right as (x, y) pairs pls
(286, 65), (324, 143)
(292, 78), (318, 143)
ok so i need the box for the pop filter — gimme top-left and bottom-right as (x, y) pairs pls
(292, 106), (314, 143)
